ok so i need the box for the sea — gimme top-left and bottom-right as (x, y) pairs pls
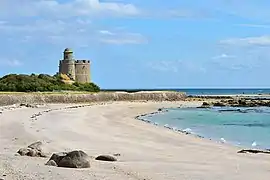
(173, 88), (270, 96)
(134, 88), (270, 150)
(104, 88), (270, 96)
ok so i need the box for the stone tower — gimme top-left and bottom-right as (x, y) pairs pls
(58, 48), (91, 83)
(75, 60), (91, 83)
(59, 48), (76, 80)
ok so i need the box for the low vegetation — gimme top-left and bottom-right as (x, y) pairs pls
(0, 74), (100, 92)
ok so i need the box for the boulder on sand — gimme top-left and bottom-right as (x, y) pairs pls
(17, 141), (47, 158)
(95, 155), (117, 162)
(28, 141), (42, 152)
(46, 150), (90, 168)
(45, 160), (58, 166)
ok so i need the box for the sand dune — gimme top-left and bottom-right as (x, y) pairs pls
(0, 101), (270, 180)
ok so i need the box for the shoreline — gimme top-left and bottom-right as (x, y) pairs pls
(1, 101), (270, 179)
(135, 105), (270, 151)
(135, 108), (205, 139)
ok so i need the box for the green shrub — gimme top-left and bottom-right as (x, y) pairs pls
(0, 74), (100, 92)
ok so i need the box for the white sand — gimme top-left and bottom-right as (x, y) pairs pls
(0, 101), (270, 180)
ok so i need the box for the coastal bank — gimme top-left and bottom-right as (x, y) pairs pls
(0, 91), (186, 106)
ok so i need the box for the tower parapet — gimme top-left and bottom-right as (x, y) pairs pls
(75, 60), (90, 64)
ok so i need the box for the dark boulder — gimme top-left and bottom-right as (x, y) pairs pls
(202, 102), (210, 106)
(238, 99), (247, 106)
(227, 99), (236, 104)
(95, 155), (117, 162)
(198, 102), (211, 108)
(46, 150), (90, 168)
(20, 103), (38, 108)
(45, 160), (58, 166)
(238, 149), (270, 154)
(47, 152), (67, 165)
(213, 102), (226, 107)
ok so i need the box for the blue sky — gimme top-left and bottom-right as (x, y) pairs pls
(0, 0), (270, 89)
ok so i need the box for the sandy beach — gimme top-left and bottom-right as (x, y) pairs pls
(1, 101), (270, 180)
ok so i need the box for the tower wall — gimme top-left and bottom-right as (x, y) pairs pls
(63, 48), (74, 60)
(75, 60), (91, 83)
(64, 51), (73, 60)
(59, 60), (76, 80)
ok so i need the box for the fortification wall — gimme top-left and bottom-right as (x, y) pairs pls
(0, 92), (186, 106)
(75, 60), (90, 83)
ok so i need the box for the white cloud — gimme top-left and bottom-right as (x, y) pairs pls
(220, 36), (270, 46)
(99, 30), (114, 35)
(0, 59), (23, 67)
(209, 0), (270, 23)
(166, 9), (211, 19)
(0, 19), (97, 48)
(0, 0), (145, 47)
(0, 0), (140, 18)
(236, 24), (270, 29)
(147, 60), (206, 73)
(0, 20), (69, 34)
(99, 32), (148, 45)
(147, 60), (180, 73)
(212, 53), (236, 59)
(0, 19), (147, 47)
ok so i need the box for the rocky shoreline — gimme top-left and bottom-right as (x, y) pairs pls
(188, 95), (270, 100)
(198, 98), (270, 108)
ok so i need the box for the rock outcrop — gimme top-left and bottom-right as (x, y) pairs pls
(45, 150), (90, 168)
(19, 103), (39, 108)
(238, 149), (270, 154)
(198, 99), (270, 108)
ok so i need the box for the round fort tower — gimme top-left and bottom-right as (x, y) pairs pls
(75, 60), (91, 83)
(59, 48), (76, 80)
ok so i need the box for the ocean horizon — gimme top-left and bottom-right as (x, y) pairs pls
(103, 88), (270, 96)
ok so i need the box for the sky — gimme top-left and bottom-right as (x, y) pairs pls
(0, 0), (270, 89)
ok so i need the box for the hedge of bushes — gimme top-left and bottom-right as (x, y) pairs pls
(0, 74), (100, 92)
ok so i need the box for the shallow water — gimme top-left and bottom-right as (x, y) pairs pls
(142, 107), (270, 149)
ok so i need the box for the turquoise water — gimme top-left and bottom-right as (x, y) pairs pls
(142, 107), (270, 149)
